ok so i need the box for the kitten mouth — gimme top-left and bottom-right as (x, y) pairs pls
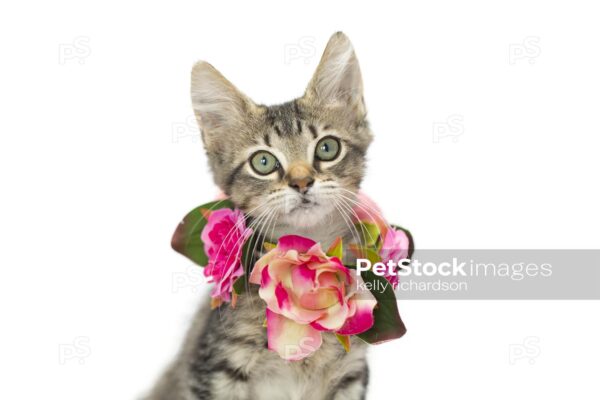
(290, 197), (318, 212)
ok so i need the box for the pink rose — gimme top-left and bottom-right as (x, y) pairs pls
(201, 208), (252, 302)
(379, 228), (410, 286)
(249, 235), (377, 361)
(353, 192), (388, 238)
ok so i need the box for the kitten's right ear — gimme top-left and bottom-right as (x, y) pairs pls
(190, 62), (256, 145)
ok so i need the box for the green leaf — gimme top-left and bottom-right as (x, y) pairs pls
(357, 269), (407, 344)
(240, 232), (260, 271)
(326, 237), (343, 259)
(335, 334), (351, 352)
(232, 275), (247, 295)
(170, 199), (234, 267)
(346, 245), (381, 267)
(363, 247), (381, 265)
(263, 242), (276, 251)
(233, 231), (263, 295)
(354, 221), (381, 247)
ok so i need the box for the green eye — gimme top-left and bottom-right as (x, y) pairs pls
(315, 137), (341, 161)
(250, 151), (280, 175)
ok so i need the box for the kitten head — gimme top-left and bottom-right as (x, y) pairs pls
(191, 32), (372, 230)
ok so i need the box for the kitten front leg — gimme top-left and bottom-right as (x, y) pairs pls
(327, 363), (370, 400)
(199, 375), (251, 400)
(188, 354), (258, 400)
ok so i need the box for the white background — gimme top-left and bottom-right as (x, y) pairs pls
(1, 1), (599, 399)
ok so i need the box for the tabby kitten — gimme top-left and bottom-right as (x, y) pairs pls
(148, 32), (375, 400)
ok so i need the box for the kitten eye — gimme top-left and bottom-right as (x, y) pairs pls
(250, 151), (280, 175)
(315, 136), (341, 161)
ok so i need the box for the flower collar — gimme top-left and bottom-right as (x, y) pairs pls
(171, 193), (413, 360)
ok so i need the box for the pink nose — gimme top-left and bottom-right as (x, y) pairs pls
(286, 162), (315, 194)
(289, 177), (315, 193)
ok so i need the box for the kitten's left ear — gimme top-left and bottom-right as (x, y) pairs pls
(304, 32), (365, 120)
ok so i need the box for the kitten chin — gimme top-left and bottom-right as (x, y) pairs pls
(268, 206), (351, 248)
(280, 202), (336, 228)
